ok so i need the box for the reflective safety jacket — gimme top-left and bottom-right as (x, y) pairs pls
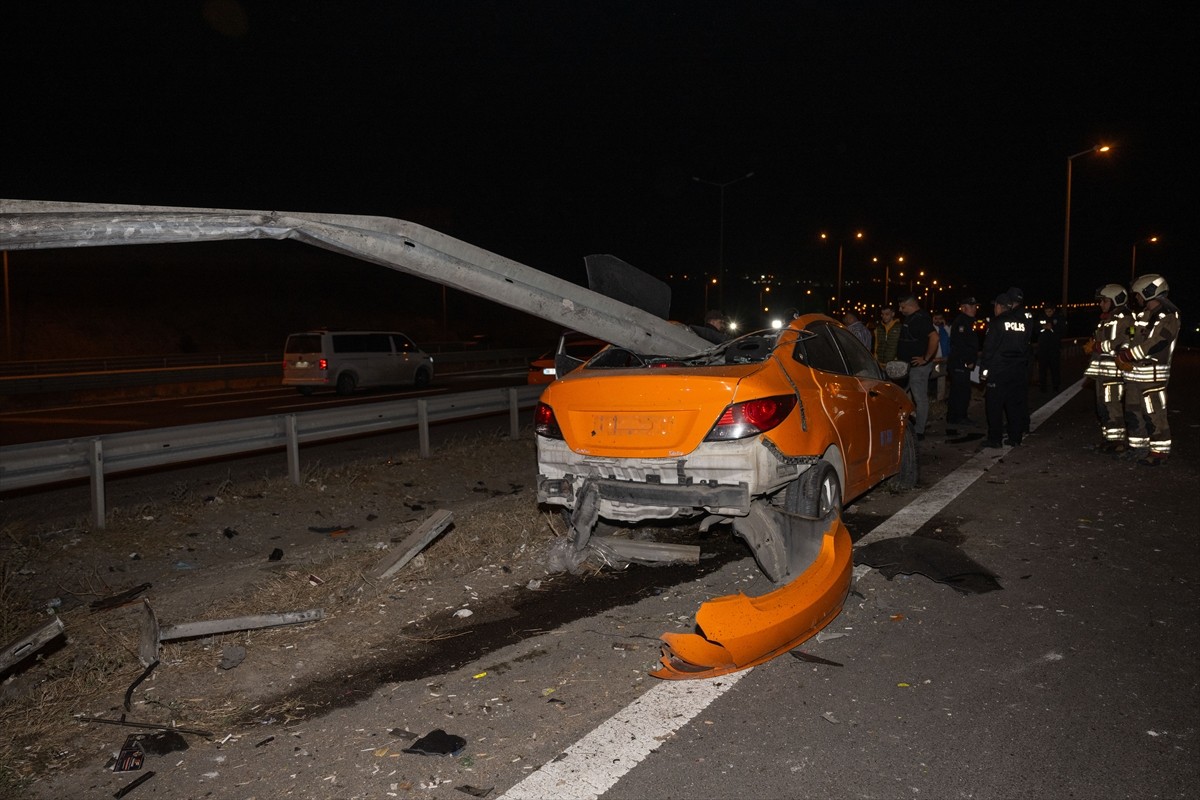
(1122, 298), (1180, 383)
(1086, 305), (1133, 379)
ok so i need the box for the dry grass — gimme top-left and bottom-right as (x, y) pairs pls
(0, 429), (555, 786)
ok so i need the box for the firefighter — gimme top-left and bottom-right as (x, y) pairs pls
(1116, 274), (1180, 466)
(980, 291), (1029, 448)
(1084, 284), (1134, 451)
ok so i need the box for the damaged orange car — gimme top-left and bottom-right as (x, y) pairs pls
(535, 314), (917, 678)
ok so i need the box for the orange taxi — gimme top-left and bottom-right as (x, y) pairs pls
(527, 331), (609, 385)
(534, 313), (916, 677)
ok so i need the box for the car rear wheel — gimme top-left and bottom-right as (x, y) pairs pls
(336, 372), (357, 395)
(786, 460), (842, 519)
(413, 368), (431, 388)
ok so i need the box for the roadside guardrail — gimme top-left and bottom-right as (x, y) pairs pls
(0, 384), (545, 529)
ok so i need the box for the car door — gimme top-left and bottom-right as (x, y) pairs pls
(795, 321), (873, 496)
(825, 322), (906, 480)
(390, 334), (419, 384)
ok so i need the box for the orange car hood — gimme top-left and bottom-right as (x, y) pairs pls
(540, 361), (780, 457)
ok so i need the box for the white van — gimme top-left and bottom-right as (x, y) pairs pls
(282, 330), (434, 395)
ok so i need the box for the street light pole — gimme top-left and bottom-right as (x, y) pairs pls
(1131, 235), (1159, 283)
(694, 172), (755, 310)
(820, 231), (864, 310)
(1062, 144), (1111, 306)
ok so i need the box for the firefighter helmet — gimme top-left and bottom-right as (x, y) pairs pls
(1131, 274), (1168, 300)
(1096, 283), (1128, 307)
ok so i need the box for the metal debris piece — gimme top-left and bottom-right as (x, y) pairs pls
(123, 660), (159, 711)
(369, 510), (454, 580)
(90, 583), (152, 613)
(590, 536), (700, 566)
(137, 599), (324, 667)
(113, 770), (155, 798)
(403, 729), (466, 757)
(77, 716), (213, 739)
(456, 785), (494, 798)
(790, 650), (844, 667)
(1, 616), (65, 675)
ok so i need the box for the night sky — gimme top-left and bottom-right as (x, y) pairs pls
(4, 1), (1197, 347)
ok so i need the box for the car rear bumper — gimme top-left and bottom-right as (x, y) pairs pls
(536, 435), (810, 521)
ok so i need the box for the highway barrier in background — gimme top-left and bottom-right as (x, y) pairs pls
(0, 385), (545, 529)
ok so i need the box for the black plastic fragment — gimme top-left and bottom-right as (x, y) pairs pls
(403, 728), (466, 756)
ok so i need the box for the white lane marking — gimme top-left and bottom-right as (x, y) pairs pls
(860, 378), (1083, 544)
(498, 670), (748, 800)
(500, 378), (1083, 799)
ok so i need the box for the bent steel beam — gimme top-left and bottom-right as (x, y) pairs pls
(651, 508), (852, 680)
(0, 199), (711, 357)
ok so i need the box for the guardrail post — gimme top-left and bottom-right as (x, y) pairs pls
(87, 438), (107, 529)
(508, 387), (520, 438)
(417, 398), (430, 458)
(286, 414), (301, 485)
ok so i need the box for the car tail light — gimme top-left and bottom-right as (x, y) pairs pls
(535, 402), (563, 439)
(705, 395), (797, 441)
(318, 358), (328, 371)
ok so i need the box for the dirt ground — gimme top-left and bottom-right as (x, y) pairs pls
(0, 427), (567, 795)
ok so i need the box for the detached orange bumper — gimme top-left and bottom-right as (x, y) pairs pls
(651, 512), (852, 680)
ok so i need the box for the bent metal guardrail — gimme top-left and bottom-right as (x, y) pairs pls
(0, 384), (545, 529)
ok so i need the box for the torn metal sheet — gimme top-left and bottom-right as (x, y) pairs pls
(138, 599), (325, 666)
(651, 508), (852, 680)
(0, 199), (711, 357)
(854, 535), (1003, 594)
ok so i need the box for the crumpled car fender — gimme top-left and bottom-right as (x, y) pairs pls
(651, 507), (851, 679)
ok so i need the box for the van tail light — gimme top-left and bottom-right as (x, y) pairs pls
(318, 358), (328, 371)
(705, 395), (797, 441)
(534, 402), (563, 439)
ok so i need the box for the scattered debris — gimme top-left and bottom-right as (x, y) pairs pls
(138, 599), (325, 666)
(526, 579), (542, 591)
(255, 736), (275, 748)
(821, 711), (840, 724)
(113, 770), (156, 798)
(454, 609), (474, 619)
(1, 616), (65, 675)
(815, 630), (847, 643)
(854, 535), (1003, 594)
(456, 785), (494, 798)
(268, 548), (284, 561)
(369, 510), (455, 580)
(403, 729), (466, 757)
(89, 583), (152, 613)
(113, 736), (145, 772)
(222, 527), (239, 539)
(219, 645), (247, 670)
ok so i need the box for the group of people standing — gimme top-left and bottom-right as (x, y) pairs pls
(857, 272), (1178, 467)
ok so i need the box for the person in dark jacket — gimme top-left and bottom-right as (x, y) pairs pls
(980, 292), (1030, 447)
(1036, 303), (1067, 393)
(946, 297), (980, 432)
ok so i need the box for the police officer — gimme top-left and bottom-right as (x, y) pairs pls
(980, 292), (1029, 448)
(946, 296), (980, 434)
(1116, 274), (1180, 466)
(1006, 286), (1035, 434)
(1084, 284), (1133, 451)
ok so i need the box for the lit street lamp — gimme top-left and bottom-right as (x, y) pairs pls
(693, 171), (755, 309)
(1131, 235), (1159, 283)
(1062, 143), (1112, 306)
(873, 254), (904, 306)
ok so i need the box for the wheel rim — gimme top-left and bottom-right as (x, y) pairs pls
(819, 473), (841, 517)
